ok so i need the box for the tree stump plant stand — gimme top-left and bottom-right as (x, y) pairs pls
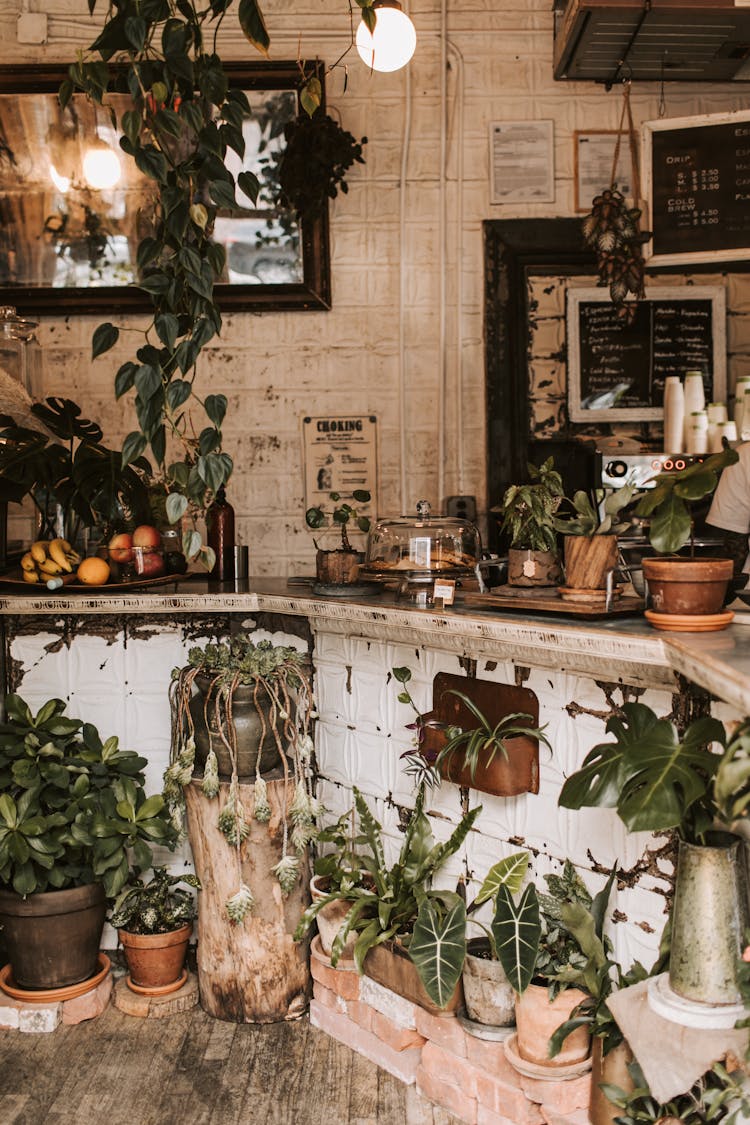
(185, 775), (311, 1023)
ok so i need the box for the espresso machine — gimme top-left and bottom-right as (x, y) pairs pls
(597, 450), (723, 592)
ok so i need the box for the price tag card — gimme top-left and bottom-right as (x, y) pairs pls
(433, 579), (456, 606)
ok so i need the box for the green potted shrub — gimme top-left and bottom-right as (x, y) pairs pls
(0, 694), (176, 990)
(496, 458), (564, 587)
(305, 489), (372, 586)
(633, 446), (739, 619)
(308, 810), (373, 959)
(559, 702), (750, 1006)
(492, 860), (611, 1068)
(294, 782), (481, 1014)
(551, 483), (639, 600)
(111, 866), (201, 994)
(604, 1060), (750, 1124)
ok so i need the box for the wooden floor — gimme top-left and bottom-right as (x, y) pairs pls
(0, 1006), (459, 1125)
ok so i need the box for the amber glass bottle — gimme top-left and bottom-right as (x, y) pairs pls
(207, 487), (235, 581)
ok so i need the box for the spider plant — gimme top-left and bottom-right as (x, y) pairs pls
(434, 690), (553, 784)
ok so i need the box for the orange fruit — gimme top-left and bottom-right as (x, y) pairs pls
(77, 557), (111, 586)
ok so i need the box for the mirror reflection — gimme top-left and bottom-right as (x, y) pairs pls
(0, 63), (330, 313)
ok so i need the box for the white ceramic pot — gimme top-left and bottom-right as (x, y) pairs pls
(462, 939), (515, 1026)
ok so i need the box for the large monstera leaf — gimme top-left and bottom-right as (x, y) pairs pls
(558, 702), (661, 812)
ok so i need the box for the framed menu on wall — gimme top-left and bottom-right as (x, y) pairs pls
(643, 110), (750, 267)
(567, 286), (726, 422)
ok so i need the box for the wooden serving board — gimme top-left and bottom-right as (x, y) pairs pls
(461, 587), (645, 619)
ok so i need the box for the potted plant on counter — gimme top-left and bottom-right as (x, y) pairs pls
(111, 866), (201, 995)
(633, 445), (739, 621)
(305, 489), (372, 586)
(496, 458), (564, 587)
(552, 484), (639, 603)
(559, 702), (750, 1008)
(0, 694), (176, 991)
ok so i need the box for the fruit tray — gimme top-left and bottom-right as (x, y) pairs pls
(0, 572), (187, 593)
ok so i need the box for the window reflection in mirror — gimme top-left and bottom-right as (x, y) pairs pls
(0, 64), (330, 313)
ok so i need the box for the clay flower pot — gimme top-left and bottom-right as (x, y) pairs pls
(310, 874), (358, 960)
(514, 982), (591, 1067)
(119, 922), (192, 994)
(590, 1037), (635, 1125)
(0, 883), (106, 990)
(641, 556), (733, 616)
(462, 938), (515, 1026)
(364, 938), (463, 1017)
(189, 674), (284, 780)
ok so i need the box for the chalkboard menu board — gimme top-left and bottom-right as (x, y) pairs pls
(567, 287), (726, 422)
(643, 110), (750, 266)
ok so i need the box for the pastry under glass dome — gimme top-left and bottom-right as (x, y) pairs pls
(362, 500), (481, 584)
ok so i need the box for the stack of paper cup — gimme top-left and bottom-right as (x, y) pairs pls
(742, 385), (750, 440)
(663, 376), (685, 453)
(683, 371), (706, 448)
(687, 410), (708, 454)
(720, 420), (739, 444)
(707, 402), (728, 452)
(734, 375), (750, 437)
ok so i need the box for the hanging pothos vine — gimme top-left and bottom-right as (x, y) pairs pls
(165, 636), (317, 924)
(66, 0), (372, 565)
(582, 82), (652, 323)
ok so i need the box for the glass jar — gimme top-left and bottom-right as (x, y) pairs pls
(363, 500), (481, 583)
(0, 306), (40, 396)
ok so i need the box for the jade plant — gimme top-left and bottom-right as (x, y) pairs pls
(66, 0), (372, 565)
(0, 694), (176, 898)
(165, 636), (316, 923)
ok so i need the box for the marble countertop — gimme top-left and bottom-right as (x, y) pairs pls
(1, 576), (750, 713)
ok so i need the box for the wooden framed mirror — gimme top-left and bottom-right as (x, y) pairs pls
(0, 62), (331, 315)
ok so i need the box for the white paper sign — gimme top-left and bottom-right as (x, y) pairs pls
(302, 415), (378, 520)
(574, 131), (633, 212)
(490, 120), (555, 204)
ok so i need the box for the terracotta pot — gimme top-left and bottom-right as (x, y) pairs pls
(563, 535), (619, 591)
(364, 938), (463, 1016)
(119, 923), (192, 990)
(310, 874), (357, 960)
(515, 982), (591, 1066)
(190, 673), (284, 779)
(589, 1037), (634, 1125)
(421, 721), (539, 797)
(0, 883), (106, 990)
(462, 938), (515, 1026)
(641, 556), (733, 616)
(508, 548), (562, 588)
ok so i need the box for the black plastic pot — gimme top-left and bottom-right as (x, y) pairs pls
(0, 883), (106, 989)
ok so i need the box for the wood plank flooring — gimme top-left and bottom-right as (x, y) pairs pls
(0, 1007), (459, 1125)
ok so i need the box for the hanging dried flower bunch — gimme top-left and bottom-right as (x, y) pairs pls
(582, 188), (650, 317)
(581, 82), (651, 322)
(165, 636), (318, 925)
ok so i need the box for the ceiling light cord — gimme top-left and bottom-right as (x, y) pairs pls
(399, 60), (413, 515)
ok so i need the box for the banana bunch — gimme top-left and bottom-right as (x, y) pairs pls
(20, 539), (81, 584)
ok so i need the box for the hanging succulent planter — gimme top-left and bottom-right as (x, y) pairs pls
(582, 82), (651, 322)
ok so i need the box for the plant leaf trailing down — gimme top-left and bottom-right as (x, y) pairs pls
(65, 0), (366, 563)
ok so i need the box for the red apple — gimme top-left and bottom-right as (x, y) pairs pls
(132, 524), (162, 549)
(108, 531), (133, 563)
(133, 546), (165, 578)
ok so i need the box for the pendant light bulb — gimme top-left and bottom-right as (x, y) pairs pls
(82, 145), (121, 191)
(356, 1), (417, 73)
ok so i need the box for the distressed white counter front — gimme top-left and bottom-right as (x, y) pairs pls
(0, 578), (746, 967)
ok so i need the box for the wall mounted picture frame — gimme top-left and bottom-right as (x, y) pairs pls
(574, 130), (633, 213)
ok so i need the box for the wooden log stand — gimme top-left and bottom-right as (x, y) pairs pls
(185, 774), (311, 1024)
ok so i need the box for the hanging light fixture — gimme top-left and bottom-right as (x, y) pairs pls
(356, 0), (417, 73)
(82, 142), (121, 190)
